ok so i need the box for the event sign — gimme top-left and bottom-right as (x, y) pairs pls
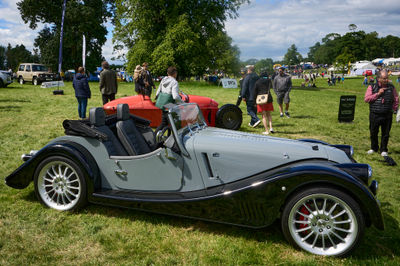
(338, 95), (356, 122)
(220, 78), (238, 88)
(41, 81), (65, 88)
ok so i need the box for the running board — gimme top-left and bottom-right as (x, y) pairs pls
(92, 189), (207, 203)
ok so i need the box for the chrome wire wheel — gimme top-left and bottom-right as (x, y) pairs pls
(287, 193), (360, 256)
(36, 160), (82, 211)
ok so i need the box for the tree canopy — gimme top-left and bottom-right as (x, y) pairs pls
(17, 0), (115, 72)
(307, 30), (400, 64)
(283, 44), (303, 65)
(1, 44), (39, 71)
(113, 0), (248, 78)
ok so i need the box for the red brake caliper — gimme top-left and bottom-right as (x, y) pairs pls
(299, 205), (310, 235)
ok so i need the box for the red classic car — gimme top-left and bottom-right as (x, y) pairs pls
(103, 94), (243, 130)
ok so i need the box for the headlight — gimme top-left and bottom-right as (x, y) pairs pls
(337, 163), (372, 186)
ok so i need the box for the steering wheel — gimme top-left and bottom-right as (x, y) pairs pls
(156, 126), (172, 144)
(180, 91), (190, 103)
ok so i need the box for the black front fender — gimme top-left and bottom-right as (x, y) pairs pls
(271, 162), (384, 230)
(5, 141), (99, 193)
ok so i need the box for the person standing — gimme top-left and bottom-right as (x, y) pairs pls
(155, 66), (183, 132)
(273, 67), (292, 118)
(255, 72), (274, 135)
(133, 65), (145, 95)
(141, 62), (156, 97)
(72, 67), (91, 119)
(99, 61), (118, 105)
(364, 69), (399, 156)
(241, 66), (260, 127)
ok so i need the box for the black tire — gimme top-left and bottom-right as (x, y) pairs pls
(32, 77), (38, 85)
(19, 77), (24, 85)
(34, 156), (87, 211)
(281, 186), (365, 257)
(0, 79), (4, 88)
(215, 104), (242, 130)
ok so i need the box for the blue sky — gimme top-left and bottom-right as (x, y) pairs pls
(1, 0), (400, 65)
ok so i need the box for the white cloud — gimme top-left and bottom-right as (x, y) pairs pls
(1, 0), (400, 64)
(226, 0), (400, 60)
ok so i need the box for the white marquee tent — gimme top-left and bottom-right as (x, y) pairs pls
(350, 61), (377, 76)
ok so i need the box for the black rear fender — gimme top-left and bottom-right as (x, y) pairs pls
(5, 141), (99, 195)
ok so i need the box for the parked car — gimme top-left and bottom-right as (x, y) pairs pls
(16, 63), (57, 85)
(103, 94), (243, 130)
(362, 70), (373, 76)
(0, 70), (13, 87)
(5, 103), (383, 257)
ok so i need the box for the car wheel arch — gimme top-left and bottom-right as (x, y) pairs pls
(6, 142), (99, 193)
(279, 180), (372, 228)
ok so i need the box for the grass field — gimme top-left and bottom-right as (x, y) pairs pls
(0, 76), (399, 265)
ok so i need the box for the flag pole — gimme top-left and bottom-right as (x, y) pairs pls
(58, 0), (67, 89)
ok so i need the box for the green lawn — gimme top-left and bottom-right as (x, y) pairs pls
(0, 76), (399, 265)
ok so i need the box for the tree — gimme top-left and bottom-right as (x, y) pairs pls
(283, 44), (302, 65)
(17, 0), (114, 72)
(5, 43), (36, 71)
(348, 24), (357, 32)
(381, 35), (400, 58)
(254, 58), (274, 73)
(114, 0), (248, 78)
(0, 45), (6, 69)
(334, 47), (356, 75)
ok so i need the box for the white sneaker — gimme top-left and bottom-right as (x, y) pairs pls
(262, 131), (269, 135)
(269, 128), (274, 133)
(381, 152), (388, 157)
(367, 149), (375, 155)
(253, 120), (261, 128)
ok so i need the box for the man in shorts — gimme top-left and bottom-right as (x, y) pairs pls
(273, 67), (292, 118)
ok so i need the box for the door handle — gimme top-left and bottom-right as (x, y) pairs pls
(114, 169), (127, 177)
(164, 149), (177, 160)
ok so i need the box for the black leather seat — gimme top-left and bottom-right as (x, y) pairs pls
(89, 107), (128, 156)
(116, 104), (152, 156)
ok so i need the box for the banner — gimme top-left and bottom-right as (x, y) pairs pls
(41, 81), (65, 88)
(58, 0), (67, 74)
(220, 78), (238, 88)
(82, 34), (86, 69)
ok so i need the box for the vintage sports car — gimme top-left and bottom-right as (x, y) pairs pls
(103, 93), (243, 130)
(5, 103), (383, 256)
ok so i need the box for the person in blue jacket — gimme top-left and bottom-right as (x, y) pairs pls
(73, 67), (91, 119)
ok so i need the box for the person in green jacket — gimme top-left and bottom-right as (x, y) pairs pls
(155, 66), (183, 132)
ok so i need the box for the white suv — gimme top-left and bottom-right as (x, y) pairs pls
(16, 63), (56, 85)
(0, 70), (13, 88)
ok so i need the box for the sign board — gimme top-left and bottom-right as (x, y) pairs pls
(41, 81), (65, 88)
(220, 78), (238, 88)
(338, 95), (356, 122)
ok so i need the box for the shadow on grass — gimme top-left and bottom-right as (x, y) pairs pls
(351, 201), (400, 258)
(290, 115), (315, 119)
(22, 190), (399, 258)
(81, 200), (284, 245)
(292, 86), (322, 91)
(0, 106), (21, 112)
(0, 99), (31, 103)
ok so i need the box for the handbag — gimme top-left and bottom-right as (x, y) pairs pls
(155, 92), (174, 110)
(256, 93), (269, 105)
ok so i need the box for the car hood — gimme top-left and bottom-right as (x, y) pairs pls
(189, 127), (350, 182)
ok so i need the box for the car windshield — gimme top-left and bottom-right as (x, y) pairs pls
(169, 103), (207, 133)
(32, 65), (48, 72)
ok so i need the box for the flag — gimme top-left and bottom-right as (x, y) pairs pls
(58, 0), (67, 74)
(82, 35), (86, 69)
